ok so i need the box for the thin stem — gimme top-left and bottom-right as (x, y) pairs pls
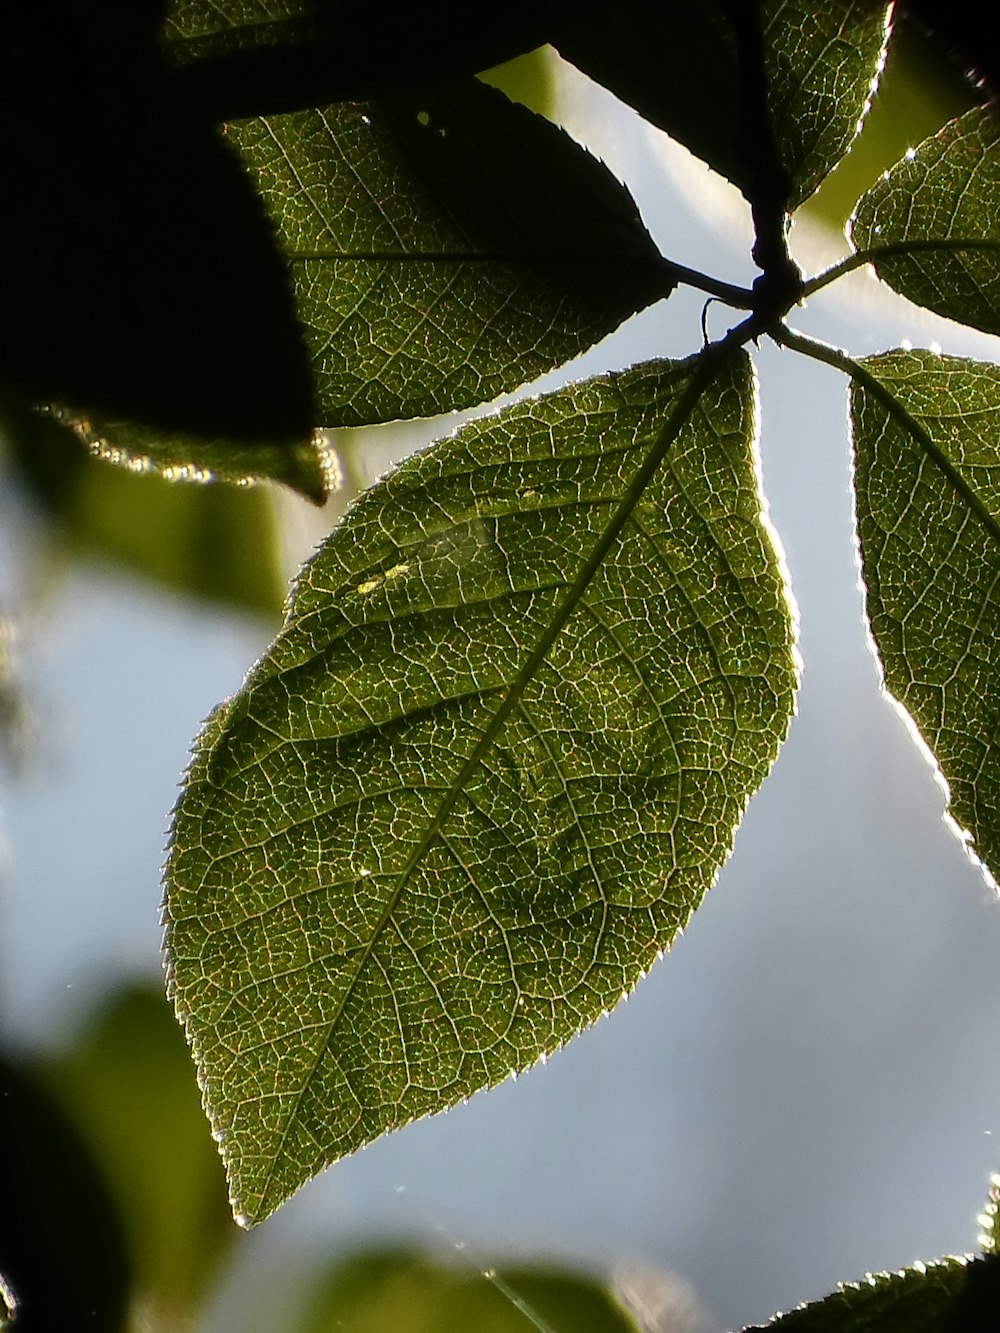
(772, 323), (1000, 549)
(666, 261), (755, 308)
(801, 238), (1000, 299)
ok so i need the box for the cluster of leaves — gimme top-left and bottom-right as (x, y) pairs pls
(5, 0), (1000, 1329)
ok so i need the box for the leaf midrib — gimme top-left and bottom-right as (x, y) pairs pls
(245, 351), (727, 1217)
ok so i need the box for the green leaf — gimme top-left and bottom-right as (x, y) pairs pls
(44, 985), (235, 1320)
(164, 348), (797, 1224)
(227, 80), (671, 428)
(297, 1248), (637, 1333)
(850, 108), (1000, 336)
(739, 1258), (971, 1332)
(165, 0), (592, 119)
(850, 350), (1000, 886)
(555, 0), (890, 208)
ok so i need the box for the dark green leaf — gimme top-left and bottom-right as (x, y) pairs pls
(297, 1248), (637, 1333)
(850, 108), (1000, 336)
(740, 1258), (970, 1332)
(0, 3), (313, 447)
(555, 0), (890, 208)
(850, 351), (1000, 886)
(165, 0), (594, 119)
(0, 1050), (132, 1333)
(164, 349), (797, 1223)
(228, 80), (671, 428)
(45, 985), (235, 1319)
(0, 401), (291, 616)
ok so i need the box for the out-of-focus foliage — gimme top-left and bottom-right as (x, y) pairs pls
(0, 1051), (131, 1333)
(296, 1247), (637, 1333)
(43, 985), (235, 1322)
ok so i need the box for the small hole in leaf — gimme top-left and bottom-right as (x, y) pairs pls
(417, 110), (430, 127)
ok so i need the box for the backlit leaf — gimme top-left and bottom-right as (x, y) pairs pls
(740, 1258), (970, 1332)
(227, 80), (672, 428)
(165, 349), (797, 1223)
(555, 0), (890, 208)
(851, 108), (1000, 336)
(850, 351), (1000, 884)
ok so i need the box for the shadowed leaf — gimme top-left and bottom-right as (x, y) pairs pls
(0, 3), (314, 450)
(164, 349), (797, 1223)
(740, 1258), (971, 1331)
(227, 79), (672, 428)
(0, 1052), (132, 1333)
(165, 0), (593, 118)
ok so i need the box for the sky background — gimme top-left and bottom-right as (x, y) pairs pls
(3, 52), (1000, 1333)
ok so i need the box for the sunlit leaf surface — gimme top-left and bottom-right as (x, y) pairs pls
(165, 349), (797, 1222)
(740, 1258), (971, 1332)
(851, 351), (1000, 884)
(851, 108), (1000, 335)
(556, 0), (890, 207)
(228, 79), (671, 427)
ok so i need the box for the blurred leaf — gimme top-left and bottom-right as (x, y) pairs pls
(799, 15), (978, 236)
(0, 1051), (131, 1333)
(298, 1248), (637, 1333)
(850, 351), (1000, 887)
(555, 0), (891, 207)
(740, 1257), (971, 1331)
(165, 0), (592, 119)
(0, 3), (314, 452)
(228, 79), (672, 428)
(48, 406), (328, 505)
(44, 985), (235, 1319)
(850, 107), (1000, 335)
(0, 400), (288, 617)
(164, 349), (797, 1223)
(980, 1171), (1000, 1254)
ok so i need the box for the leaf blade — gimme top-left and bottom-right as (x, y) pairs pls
(227, 80), (672, 427)
(850, 108), (1000, 335)
(739, 1258), (971, 1332)
(555, 0), (890, 208)
(850, 350), (1000, 885)
(165, 349), (797, 1223)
